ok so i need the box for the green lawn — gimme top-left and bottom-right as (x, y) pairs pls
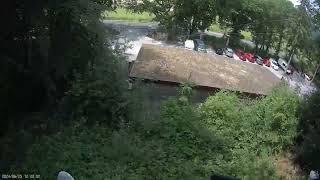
(209, 24), (226, 33)
(103, 8), (154, 22)
(241, 31), (253, 41)
(209, 24), (252, 41)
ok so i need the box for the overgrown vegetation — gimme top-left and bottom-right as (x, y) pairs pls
(12, 85), (303, 179)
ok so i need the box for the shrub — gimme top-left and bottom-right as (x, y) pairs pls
(66, 57), (132, 126)
(199, 86), (300, 155)
(253, 86), (300, 153)
(199, 91), (243, 144)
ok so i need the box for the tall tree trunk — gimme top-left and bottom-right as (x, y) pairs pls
(254, 38), (259, 53)
(259, 35), (266, 53)
(276, 31), (284, 55)
(189, 16), (197, 35)
(266, 33), (273, 54)
(287, 48), (295, 72)
(266, 45), (270, 54)
(311, 63), (320, 82)
(288, 46), (295, 60)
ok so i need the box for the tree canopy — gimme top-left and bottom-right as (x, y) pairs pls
(134, 0), (318, 75)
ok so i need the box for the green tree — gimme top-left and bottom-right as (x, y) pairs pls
(246, 0), (296, 55)
(141, 0), (216, 39)
(298, 0), (320, 82)
(216, 0), (260, 46)
(0, 0), (116, 129)
(0, 0), (131, 171)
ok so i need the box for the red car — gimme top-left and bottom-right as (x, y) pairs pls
(263, 57), (271, 67)
(235, 49), (246, 61)
(244, 53), (255, 63)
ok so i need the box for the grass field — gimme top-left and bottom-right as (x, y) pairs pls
(103, 8), (154, 22)
(241, 31), (253, 41)
(209, 24), (252, 41)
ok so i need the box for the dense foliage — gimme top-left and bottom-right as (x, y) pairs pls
(14, 86), (300, 179)
(0, 0), (132, 171)
(296, 90), (320, 170)
(0, 0), (115, 131)
(138, 0), (216, 39)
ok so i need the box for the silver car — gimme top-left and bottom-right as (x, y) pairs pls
(225, 48), (234, 58)
(270, 59), (279, 71)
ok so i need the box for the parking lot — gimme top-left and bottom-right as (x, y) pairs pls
(104, 20), (317, 96)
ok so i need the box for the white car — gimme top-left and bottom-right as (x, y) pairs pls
(184, 40), (195, 50)
(278, 58), (292, 74)
(304, 73), (312, 81)
(270, 59), (279, 71)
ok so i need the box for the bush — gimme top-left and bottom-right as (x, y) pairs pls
(199, 91), (242, 144)
(66, 56), (133, 126)
(14, 97), (231, 179)
(199, 86), (299, 157)
(15, 86), (300, 179)
(253, 86), (300, 153)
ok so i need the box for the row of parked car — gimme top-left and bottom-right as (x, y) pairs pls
(184, 39), (294, 75)
(215, 47), (295, 74)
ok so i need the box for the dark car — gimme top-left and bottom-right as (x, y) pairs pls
(255, 55), (264, 65)
(193, 39), (207, 53)
(215, 48), (224, 55)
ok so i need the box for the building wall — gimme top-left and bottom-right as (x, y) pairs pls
(135, 81), (216, 113)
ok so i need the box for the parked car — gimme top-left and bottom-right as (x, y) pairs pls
(215, 48), (224, 55)
(263, 57), (271, 67)
(225, 48), (234, 58)
(278, 58), (292, 74)
(270, 59), (279, 71)
(255, 55), (264, 65)
(244, 53), (255, 63)
(304, 73), (312, 81)
(184, 39), (195, 50)
(235, 49), (246, 61)
(194, 39), (207, 53)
